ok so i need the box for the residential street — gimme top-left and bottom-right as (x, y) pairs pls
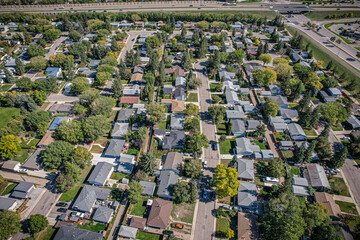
(192, 60), (219, 240)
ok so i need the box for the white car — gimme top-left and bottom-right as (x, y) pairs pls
(203, 161), (208, 167)
(19, 168), (28, 173)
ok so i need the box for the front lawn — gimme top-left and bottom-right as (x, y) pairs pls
(220, 138), (236, 154)
(136, 232), (160, 240)
(329, 177), (351, 197)
(331, 124), (344, 132)
(216, 123), (226, 135)
(130, 196), (151, 216)
(304, 128), (317, 136)
(253, 140), (267, 150)
(335, 200), (358, 215)
(282, 151), (294, 159)
(186, 93), (198, 102)
(0, 107), (20, 129)
(13, 149), (29, 163)
(171, 202), (195, 224)
(90, 145), (104, 153)
(158, 121), (167, 129)
(78, 222), (106, 232)
(215, 218), (230, 238)
(1, 183), (17, 196)
(110, 172), (130, 181)
(37, 226), (56, 240)
(221, 159), (231, 167)
(210, 83), (219, 92)
(290, 166), (300, 176)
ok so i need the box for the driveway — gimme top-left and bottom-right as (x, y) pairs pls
(46, 94), (79, 103)
(91, 153), (117, 166)
(0, 170), (49, 186)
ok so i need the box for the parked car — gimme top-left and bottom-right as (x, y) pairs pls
(212, 142), (218, 151)
(203, 190), (208, 199)
(163, 230), (174, 235)
(203, 161), (208, 168)
(57, 208), (67, 213)
(56, 202), (68, 207)
(171, 223), (184, 229)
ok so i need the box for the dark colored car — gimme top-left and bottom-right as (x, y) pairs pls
(56, 202), (68, 207)
(203, 190), (208, 199)
(57, 208), (67, 213)
(212, 142), (218, 151)
(163, 230), (174, 235)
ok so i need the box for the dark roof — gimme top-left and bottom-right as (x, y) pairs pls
(139, 181), (156, 196)
(147, 198), (173, 228)
(104, 139), (125, 157)
(157, 170), (179, 199)
(87, 162), (113, 185)
(49, 103), (73, 114)
(0, 197), (17, 210)
(303, 164), (331, 189)
(92, 206), (113, 223)
(1, 160), (20, 170)
(13, 181), (34, 192)
(162, 131), (185, 150)
(116, 109), (134, 122)
(72, 185), (111, 212)
(129, 216), (147, 229)
(163, 152), (183, 173)
(53, 226), (103, 240)
(22, 149), (42, 170)
(173, 86), (186, 98)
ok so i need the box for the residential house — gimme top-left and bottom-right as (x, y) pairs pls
(163, 85), (174, 96)
(171, 100), (185, 113)
(219, 71), (236, 82)
(111, 123), (129, 139)
(0, 197), (17, 211)
(162, 131), (185, 150)
(175, 76), (186, 87)
(77, 68), (97, 79)
(314, 192), (341, 219)
(303, 164), (331, 190)
(292, 185), (309, 197)
(46, 67), (62, 78)
(48, 117), (69, 131)
(163, 152), (183, 174)
(292, 176), (309, 187)
(246, 120), (261, 131)
(287, 123), (306, 141)
(269, 116), (287, 132)
(165, 66), (185, 77)
(226, 89), (239, 105)
(232, 119), (246, 137)
(295, 141), (319, 161)
(237, 158), (254, 181)
(346, 115), (360, 130)
(116, 154), (136, 175)
(49, 103), (73, 115)
(139, 181), (156, 196)
(269, 95), (288, 108)
(1, 160), (21, 172)
(279, 108), (298, 123)
(157, 170), (179, 199)
(123, 85), (140, 96)
(170, 113), (185, 130)
(264, 26), (276, 33)
(240, 88), (250, 95)
(129, 73), (145, 85)
(103, 139), (125, 158)
(226, 105), (245, 120)
(92, 206), (113, 223)
(173, 86), (186, 101)
(209, 45), (219, 52)
(10, 182), (34, 199)
(129, 216), (147, 230)
(279, 141), (293, 150)
(118, 225), (137, 239)
(269, 84), (282, 95)
(88, 162), (114, 186)
(120, 96), (140, 105)
(319, 90), (338, 102)
(147, 198), (173, 228)
(237, 212), (259, 240)
(88, 60), (101, 68)
(22, 149), (42, 171)
(116, 109), (134, 123)
(53, 226), (103, 240)
(236, 138), (260, 156)
(253, 150), (274, 160)
(72, 185), (111, 213)
(237, 182), (258, 210)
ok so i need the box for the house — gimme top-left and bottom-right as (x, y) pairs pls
(22, 149), (42, 171)
(232, 119), (246, 137)
(120, 96), (140, 105)
(328, 87), (341, 97)
(116, 154), (136, 174)
(165, 66), (185, 77)
(246, 120), (261, 131)
(236, 138), (260, 156)
(10, 181), (34, 199)
(132, 122), (145, 131)
(303, 164), (331, 190)
(1, 160), (21, 172)
(48, 117), (69, 130)
(237, 158), (254, 181)
(157, 170), (179, 199)
(279, 141), (293, 150)
(72, 185), (111, 213)
(264, 26), (276, 33)
(175, 76), (186, 87)
(163, 85), (174, 96)
(103, 139), (125, 158)
(319, 90), (338, 102)
(49, 103), (73, 115)
(209, 45), (219, 52)
(314, 192), (341, 219)
(268, 84), (282, 95)
(292, 185), (309, 197)
(219, 71), (236, 82)
(46, 67), (62, 78)
(170, 113), (185, 130)
(37, 131), (56, 148)
(147, 198), (173, 228)
(77, 68), (97, 79)
(226, 89), (239, 105)
(111, 123), (129, 139)
(226, 105), (245, 120)
(118, 225), (138, 239)
(237, 182), (257, 210)
(92, 206), (113, 223)
(287, 123), (306, 141)
(346, 115), (360, 130)
(172, 100), (185, 113)
(163, 152), (183, 174)
(292, 176), (309, 187)
(240, 88), (250, 95)
(139, 181), (156, 196)
(162, 131), (185, 150)
(279, 108), (298, 123)
(153, 128), (168, 142)
(237, 212), (259, 240)
(123, 85), (140, 96)
(253, 150), (274, 160)
(88, 60), (101, 68)
(173, 86), (186, 101)
(88, 162), (113, 186)
(130, 73), (145, 85)
(0, 197), (17, 211)
(119, 20), (134, 28)
(140, 57), (150, 64)
(269, 116), (287, 132)
(116, 109), (134, 123)
(269, 95), (288, 108)
(129, 216), (147, 230)
(53, 226), (103, 240)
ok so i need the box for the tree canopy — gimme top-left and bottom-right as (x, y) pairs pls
(212, 164), (239, 199)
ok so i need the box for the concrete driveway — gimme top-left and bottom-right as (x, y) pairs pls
(91, 153), (117, 166)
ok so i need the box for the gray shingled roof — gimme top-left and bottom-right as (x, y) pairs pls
(292, 176), (309, 187)
(304, 164), (331, 189)
(118, 225), (137, 238)
(157, 170), (179, 199)
(232, 120), (246, 134)
(237, 182), (257, 209)
(104, 139), (125, 157)
(280, 108), (298, 120)
(116, 109), (134, 122)
(22, 149), (42, 170)
(246, 120), (260, 131)
(92, 206), (113, 223)
(13, 181), (34, 192)
(72, 185), (111, 212)
(111, 123), (129, 138)
(162, 131), (185, 150)
(287, 123), (306, 137)
(163, 152), (183, 173)
(226, 105), (245, 119)
(139, 181), (156, 196)
(0, 197), (17, 210)
(116, 154), (135, 174)
(236, 138), (260, 156)
(237, 159), (254, 180)
(170, 114), (185, 130)
(54, 226), (103, 240)
(88, 162), (113, 186)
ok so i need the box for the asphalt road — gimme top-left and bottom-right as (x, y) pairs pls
(192, 59), (219, 240)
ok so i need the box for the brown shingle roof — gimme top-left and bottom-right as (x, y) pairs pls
(171, 100), (185, 112)
(120, 96), (140, 104)
(147, 198), (173, 228)
(314, 192), (341, 218)
(163, 152), (183, 173)
(165, 67), (185, 77)
(129, 216), (146, 229)
(1, 160), (20, 170)
(237, 212), (259, 240)
(130, 73), (144, 83)
(37, 131), (55, 148)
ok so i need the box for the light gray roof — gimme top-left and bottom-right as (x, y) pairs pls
(139, 181), (156, 196)
(219, 71), (236, 81)
(292, 185), (309, 196)
(236, 138), (260, 156)
(273, 123), (288, 132)
(88, 162), (113, 185)
(116, 154), (135, 174)
(0, 197), (17, 210)
(237, 159), (254, 180)
(280, 141), (293, 147)
(92, 206), (113, 223)
(304, 164), (331, 189)
(116, 109), (134, 122)
(280, 108), (298, 120)
(170, 114), (185, 130)
(88, 59), (101, 68)
(163, 152), (183, 173)
(104, 139), (125, 157)
(22, 149), (42, 170)
(157, 170), (179, 199)
(175, 76), (186, 86)
(246, 120), (260, 130)
(162, 131), (185, 150)
(163, 85), (174, 95)
(232, 120), (246, 134)
(268, 84), (282, 95)
(72, 185), (111, 212)
(287, 123), (306, 137)
(13, 181), (34, 192)
(292, 176), (309, 187)
(118, 225), (138, 238)
(111, 123), (129, 138)
(225, 89), (239, 104)
(49, 103), (73, 114)
(54, 226), (103, 240)
(226, 106), (245, 119)
(347, 115), (360, 129)
(269, 95), (288, 106)
(237, 182), (257, 209)
(328, 87), (341, 96)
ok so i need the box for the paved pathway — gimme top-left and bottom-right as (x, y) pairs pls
(108, 192), (128, 240)
(0, 170), (49, 186)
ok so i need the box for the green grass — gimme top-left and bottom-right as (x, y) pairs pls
(127, 146), (139, 155)
(221, 159), (231, 167)
(13, 149), (29, 163)
(1, 183), (17, 196)
(335, 200), (358, 215)
(210, 83), (219, 92)
(253, 140), (267, 150)
(38, 226), (56, 240)
(282, 151), (294, 159)
(0, 107), (20, 129)
(186, 93), (198, 102)
(324, 23), (354, 44)
(1, 84), (12, 91)
(78, 223), (106, 232)
(329, 177), (351, 197)
(290, 167), (300, 176)
(158, 121), (167, 129)
(21, 138), (40, 149)
(136, 232), (160, 240)
(171, 202), (195, 224)
(219, 138), (236, 154)
(90, 145), (104, 153)
(331, 124), (344, 131)
(304, 128), (317, 136)
(297, 196), (306, 207)
(215, 218), (230, 238)
(288, 103), (298, 108)
(216, 123), (227, 135)
(355, 159), (360, 166)
(130, 196), (150, 216)
(305, 11), (360, 21)
(110, 172), (130, 181)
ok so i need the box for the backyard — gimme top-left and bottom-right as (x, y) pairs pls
(130, 196), (151, 217)
(329, 177), (351, 197)
(78, 222), (106, 232)
(335, 200), (358, 215)
(219, 138), (236, 154)
(0, 183), (17, 196)
(110, 172), (130, 181)
(171, 202), (195, 224)
(0, 107), (21, 129)
(136, 232), (160, 240)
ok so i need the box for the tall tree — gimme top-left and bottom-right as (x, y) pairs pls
(128, 181), (143, 204)
(3, 68), (14, 83)
(139, 153), (156, 175)
(212, 164), (240, 199)
(112, 74), (123, 98)
(15, 58), (25, 76)
(0, 135), (20, 159)
(185, 131), (209, 155)
(0, 210), (21, 240)
(146, 102), (166, 124)
(28, 214), (49, 235)
(330, 146), (348, 169)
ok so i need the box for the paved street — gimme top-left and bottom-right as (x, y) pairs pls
(0, 170), (49, 186)
(192, 60), (218, 240)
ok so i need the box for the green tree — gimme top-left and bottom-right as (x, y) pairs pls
(259, 53), (272, 66)
(79, 89), (100, 107)
(15, 58), (25, 76)
(189, 181), (198, 203)
(185, 131), (209, 155)
(253, 68), (277, 86)
(28, 214), (49, 235)
(63, 161), (81, 182)
(16, 77), (33, 92)
(72, 147), (93, 168)
(111, 38), (120, 52)
(0, 210), (21, 240)
(182, 158), (202, 179)
(188, 76), (202, 89)
(31, 90), (47, 106)
(0, 135), (20, 159)
(212, 95), (221, 104)
(43, 29), (61, 42)
(3, 68), (14, 83)
(70, 77), (90, 95)
(184, 104), (199, 117)
(24, 110), (52, 132)
(139, 152), (156, 175)
(225, 228), (234, 239)
(82, 115), (111, 140)
(228, 49), (245, 64)
(181, 49), (192, 71)
(198, 37), (208, 58)
(303, 203), (329, 235)
(304, 140), (317, 163)
(146, 102), (166, 124)
(263, 98), (279, 118)
(69, 30), (82, 42)
(319, 102), (349, 125)
(35, 77), (57, 94)
(268, 158), (286, 178)
(128, 180), (143, 204)
(112, 75), (123, 98)
(94, 72), (112, 87)
(212, 164), (240, 199)
(30, 56), (47, 70)
(173, 181), (191, 204)
(330, 146), (347, 169)
(41, 141), (74, 169)
(27, 45), (47, 58)
(90, 96), (115, 117)
(208, 106), (226, 123)
(275, 63), (293, 82)
(56, 120), (84, 144)
(253, 124), (266, 138)
(294, 142), (306, 163)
